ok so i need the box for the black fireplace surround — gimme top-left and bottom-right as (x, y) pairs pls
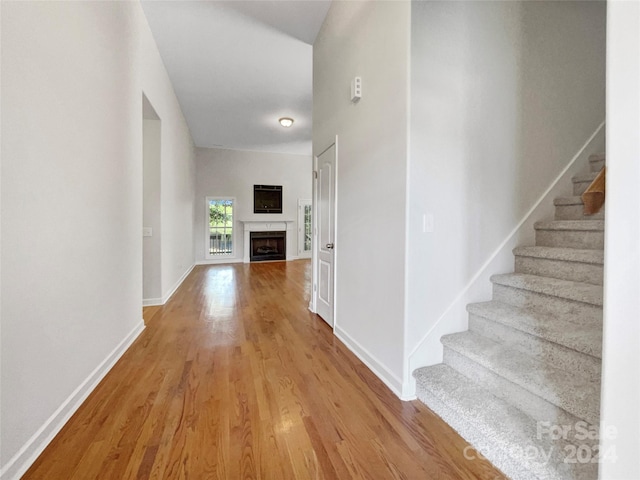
(250, 231), (286, 262)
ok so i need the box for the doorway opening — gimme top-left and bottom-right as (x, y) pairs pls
(142, 94), (162, 308)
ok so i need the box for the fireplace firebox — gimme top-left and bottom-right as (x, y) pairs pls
(250, 231), (286, 262)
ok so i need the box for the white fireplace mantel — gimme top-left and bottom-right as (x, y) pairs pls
(240, 220), (295, 263)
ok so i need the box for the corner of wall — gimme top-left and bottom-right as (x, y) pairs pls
(334, 326), (409, 400)
(0, 322), (145, 480)
(0, 0), (3, 465)
(407, 122), (606, 374)
(600, 2), (640, 475)
(164, 264), (195, 303)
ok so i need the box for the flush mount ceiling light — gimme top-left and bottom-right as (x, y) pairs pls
(278, 117), (294, 128)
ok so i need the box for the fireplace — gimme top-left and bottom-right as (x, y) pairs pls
(241, 220), (293, 263)
(250, 231), (286, 262)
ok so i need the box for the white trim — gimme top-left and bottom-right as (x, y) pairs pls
(406, 121), (606, 389)
(142, 297), (163, 307)
(144, 264), (194, 306)
(310, 157), (318, 314)
(195, 258), (244, 266)
(161, 264), (195, 305)
(335, 326), (415, 401)
(403, 26), (413, 391)
(0, 321), (145, 480)
(239, 220), (295, 263)
(195, 257), (302, 267)
(332, 136), (339, 330)
(600, 7), (640, 476)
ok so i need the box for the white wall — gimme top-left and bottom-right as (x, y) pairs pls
(0, 2), (195, 478)
(139, 16), (196, 304)
(313, 0), (411, 397)
(600, 1), (640, 477)
(0, 0), (3, 457)
(143, 114), (162, 302)
(194, 147), (311, 263)
(407, 1), (606, 384)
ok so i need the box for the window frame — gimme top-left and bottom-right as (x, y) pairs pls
(205, 196), (236, 259)
(298, 198), (312, 258)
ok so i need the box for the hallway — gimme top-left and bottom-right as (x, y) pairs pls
(24, 261), (503, 479)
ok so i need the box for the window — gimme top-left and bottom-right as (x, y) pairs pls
(207, 197), (234, 257)
(304, 204), (312, 251)
(298, 199), (312, 258)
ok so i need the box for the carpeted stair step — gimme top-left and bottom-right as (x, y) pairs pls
(468, 301), (601, 380)
(554, 196), (604, 220)
(589, 154), (605, 173)
(441, 331), (601, 425)
(413, 364), (598, 480)
(535, 220), (604, 250)
(491, 273), (603, 321)
(572, 172), (599, 196)
(514, 246), (603, 285)
(412, 153), (605, 479)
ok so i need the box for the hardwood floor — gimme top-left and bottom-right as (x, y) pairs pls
(24, 260), (505, 479)
(142, 305), (162, 325)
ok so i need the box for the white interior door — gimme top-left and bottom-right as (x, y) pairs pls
(315, 143), (336, 326)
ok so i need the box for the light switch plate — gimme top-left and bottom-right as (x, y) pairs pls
(351, 76), (362, 103)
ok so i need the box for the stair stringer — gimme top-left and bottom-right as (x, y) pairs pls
(405, 122), (605, 395)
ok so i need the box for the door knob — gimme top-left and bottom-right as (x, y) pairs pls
(326, 243), (334, 249)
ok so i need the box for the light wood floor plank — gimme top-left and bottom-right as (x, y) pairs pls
(23, 260), (505, 479)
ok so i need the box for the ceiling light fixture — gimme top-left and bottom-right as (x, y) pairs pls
(279, 117), (294, 128)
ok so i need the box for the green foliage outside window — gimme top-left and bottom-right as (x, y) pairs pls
(208, 198), (233, 255)
(209, 200), (233, 227)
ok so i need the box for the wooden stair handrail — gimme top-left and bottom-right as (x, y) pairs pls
(582, 167), (606, 215)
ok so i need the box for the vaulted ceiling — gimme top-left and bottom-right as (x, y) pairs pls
(141, 1), (332, 155)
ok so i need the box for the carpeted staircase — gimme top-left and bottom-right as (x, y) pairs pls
(413, 154), (606, 480)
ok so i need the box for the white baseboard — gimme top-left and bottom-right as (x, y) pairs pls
(195, 258), (244, 266)
(335, 326), (415, 401)
(142, 297), (163, 307)
(161, 264), (195, 305)
(142, 264), (195, 307)
(0, 321), (145, 480)
(196, 258), (304, 266)
(406, 121), (606, 387)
